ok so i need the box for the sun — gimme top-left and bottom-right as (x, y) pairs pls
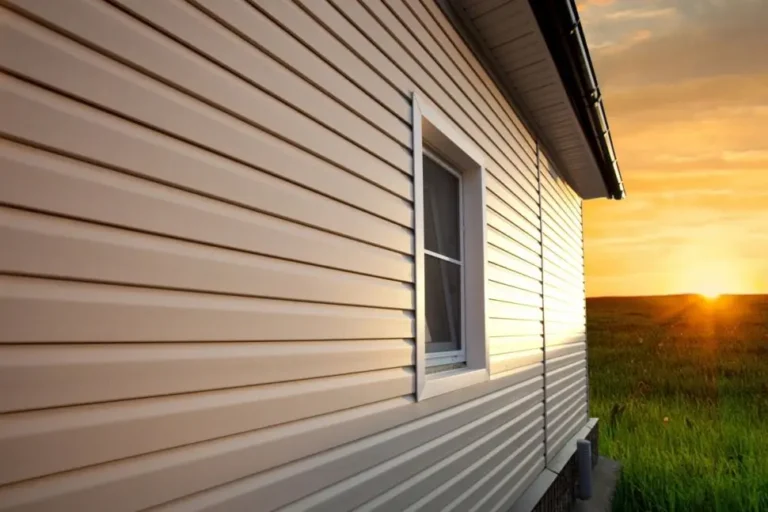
(697, 283), (723, 301)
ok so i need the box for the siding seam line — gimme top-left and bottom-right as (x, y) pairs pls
(536, 141), (548, 461)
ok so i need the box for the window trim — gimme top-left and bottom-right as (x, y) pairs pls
(413, 92), (489, 401)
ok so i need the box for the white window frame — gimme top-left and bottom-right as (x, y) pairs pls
(413, 92), (489, 401)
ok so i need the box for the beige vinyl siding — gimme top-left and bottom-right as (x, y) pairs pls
(0, 0), (577, 509)
(540, 154), (588, 460)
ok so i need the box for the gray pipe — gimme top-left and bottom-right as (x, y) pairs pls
(577, 439), (593, 500)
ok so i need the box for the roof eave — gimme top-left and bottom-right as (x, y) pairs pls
(528, 0), (625, 199)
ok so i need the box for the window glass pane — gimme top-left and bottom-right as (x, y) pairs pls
(425, 254), (461, 353)
(424, 154), (461, 261)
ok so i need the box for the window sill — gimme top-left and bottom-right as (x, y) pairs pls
(419, 368), (489, 400)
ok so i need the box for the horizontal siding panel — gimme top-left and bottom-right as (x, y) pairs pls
(541, 185), (581, 231)
(545, 272), (585, 297)
(542, 217), (582, 258)
(149, 376), (544, 512)
(544, 293), (586, 313)
(2, 78), (410, 229)
(546, 366), (588, 400)
(198, 0), (412, 123)
(488, 264), (541, 296)
(546, 350), (586, 373)
(544, 323), (586, 338)
(545, 309), (586, 325)
(487, 246), (541, 284)
(542, 220), (582, 258)
(356, 406), (540, 512)
(487, 300), (542, 322)
(546, 377), (585, 410)
(491, 361), (543, 382)
(542, 173), (581, 220)
(487, 281), (542, 308)
(545, 318), (586, 333)
(546, 331), (587, 348)
(544, 290), (585, 308)
(383, 0), (538, 176)
(484, 454), (546, 512)
(125, 0), (408, 153)
(0, 397), (410, 512)
(547, 408), (588, 460)
(348, 0), (540, 194)
(417, 0), (536, 152)
(0, 6), (411, 196)
(0, 276), (414, 343)
(300, 0), (541, 208)
(487, 210), (541, 255)
(0, 208), (413, 310)
(487, 228), (541, 270)
(545, 263), (585, 288)
(486, 190), (540, 243)
(547, 385), (587, 423)
(488, 318), (544, 338)
(541, 207), (580, 247)
(0, 339), (414, 413)
(545, 341), (587, 359)
(280, 393), (544, 512)
(486, 173), (540, 228)
(489, 335), (544, 357)
(0, 140), (412, 281)
(119, 0), (410, 128)
(544, 297), (587, 320)
(543, 241), (583, 272)
(0, 371), (544, 511)
(0, 368), (414, 485)
(402, 416), (544, 512)
(541, 206), (581, 240)
(410, 1), (535, 161)
(543, 256), (584, 287)
(541, 167), (581, 212)
(443, 430), (544, 512)
(547, 400), (587, 445)
(544, 303), (585, 318)
(490, 349), (543, 375)
(118, 0), (412, 175)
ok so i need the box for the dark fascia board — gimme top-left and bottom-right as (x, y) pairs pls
(528, 0), (626, 199)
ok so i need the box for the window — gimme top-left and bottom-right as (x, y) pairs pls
(424, 151), (464, 367)
(413, 93), (489, 401)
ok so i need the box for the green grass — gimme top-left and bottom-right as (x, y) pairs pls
(587, 294), (768, 512)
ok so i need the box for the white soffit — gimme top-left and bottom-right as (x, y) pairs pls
(449, 0), (609, 199)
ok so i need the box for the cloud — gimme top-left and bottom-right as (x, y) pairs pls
(722, 150), (768, 163)
(630, 29), (652, 42)
(589, 1), (768, 87)
(576, 0), (615, 13)
(605, 7), (678, 21)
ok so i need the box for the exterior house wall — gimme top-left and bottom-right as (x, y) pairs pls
(0, 0), (585, 510)
(540, 153), (589, 461)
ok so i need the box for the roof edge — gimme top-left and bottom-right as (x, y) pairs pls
(528, 0), (626, 200)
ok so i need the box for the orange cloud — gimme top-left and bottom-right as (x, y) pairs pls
(605, 8), (677, 21)
(631, 30), (652, 42)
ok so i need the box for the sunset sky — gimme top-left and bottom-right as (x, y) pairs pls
(578, 0), (768, 297)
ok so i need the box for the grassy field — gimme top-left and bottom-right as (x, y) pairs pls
(587, 294), (768, 512)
